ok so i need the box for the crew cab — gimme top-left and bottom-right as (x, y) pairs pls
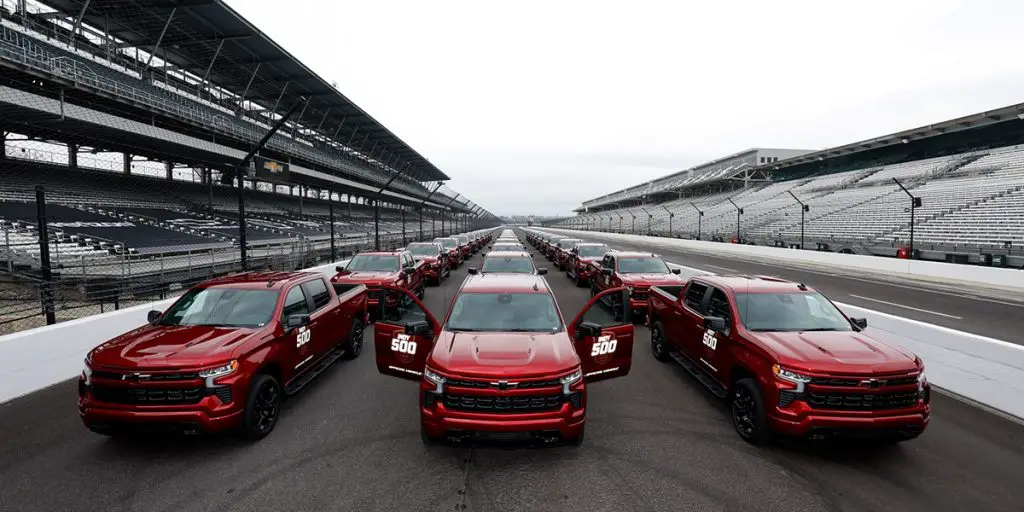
(373, 274), (633, 446)
(79, 271), (369, 440)
(434, 237), (463, 268)
(647, 275), (930, 444)
(456, 234), (473, 260)
(331, 250), (427, 312)
(551, 238), (583, 270)
(469, 251), (547, 275)
(590, 251), (683, 319)
(565, 242), (611, 287)
(405, 242), (450, 285)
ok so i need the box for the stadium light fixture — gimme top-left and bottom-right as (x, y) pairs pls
(660, 205), (675, 238)
(689, 202), (704, 240)
(893, 178), (920, 259)
(727, 198), (744, 243)
(787, 190), (809, 250)
(901, 138), (909, 144)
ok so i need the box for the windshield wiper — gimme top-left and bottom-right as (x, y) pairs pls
(798, 328), (842, 332)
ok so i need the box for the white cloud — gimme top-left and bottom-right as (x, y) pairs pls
(231, 0), (1024, 216)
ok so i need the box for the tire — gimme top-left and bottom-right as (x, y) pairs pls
(731, 378), (771, 445)
(650, 321), (670, 362)
(340, 319), (365, 360)
(236, 374), (282, 441)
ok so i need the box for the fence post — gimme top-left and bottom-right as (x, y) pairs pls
(329, 196), (336, 262)
(35, 186), (56, 325)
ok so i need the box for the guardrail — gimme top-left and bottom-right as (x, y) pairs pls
(0, 259), (349, 404)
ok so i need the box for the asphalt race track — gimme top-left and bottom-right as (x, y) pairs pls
(1, 232), (1023, 512)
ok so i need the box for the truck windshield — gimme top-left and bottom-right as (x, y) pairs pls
(482, 256), (534, 273)
(734, 292), (853, 332)
(492, 243), (524, 251)
(159, 288), (278, 328)
(618, 257), (669, 274)
(557, 239), (581, 248)
(578, 245), (610, 257)
(406, 244), (438, 256)
(436, 238), (458, 249)
(346, 255), (400, 272)
(446, 293), (561, 332)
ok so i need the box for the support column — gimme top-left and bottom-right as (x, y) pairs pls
(0, 130), (6, 161)
(123, 153), (131, 174)
(68, 143), (78, 169)
(165, 160), (173, 180)
(298, 185), (304, 214)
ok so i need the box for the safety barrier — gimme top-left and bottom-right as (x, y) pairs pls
(0, 260), (348, 404)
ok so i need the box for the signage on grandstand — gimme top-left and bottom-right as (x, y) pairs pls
(253, 156), (290, 183)
(49, 221), (135, 228)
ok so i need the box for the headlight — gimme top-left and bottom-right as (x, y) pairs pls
(560, 368), (582, 394)
(917, 368), (927, 390)
(424, 367), (446, 393)
(773, 364), (812, 384)
(199, 360), (238, 380)
(82, 357), (92, 386)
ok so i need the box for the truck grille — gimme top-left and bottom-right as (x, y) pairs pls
(446, 377), (562, 390)
(810, 375), (918, 387)
(442, 393), (563, 413)
(90, 385), (204, 405)
(807, 392), (918, 411)
(92, 370), (200, 381)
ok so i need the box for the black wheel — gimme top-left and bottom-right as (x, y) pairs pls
(341, 319), (365, 359)
(731, 378), (771, 445)
(237, 374), (282, 441)
(570, 425), (585, 447)
(650, 321), (670, 362)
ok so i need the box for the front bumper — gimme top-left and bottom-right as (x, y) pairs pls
(768, 396), (930, 438)
(422, 400), (585, 442)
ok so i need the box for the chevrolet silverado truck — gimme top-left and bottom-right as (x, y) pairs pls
(331, 250), (427, 314)
(647, 275), (930, 444)
(590, 250), (683, 319)
(552, 238), (583, 270)
(405, 242), (451, 286)
(469, 251), (547, 275)
(79, 271), (369, 440)
(373, 274), (633, 446)
(434, 237), (463, 268)
(456, 234), (474, 260)
(565, 242), (611, 287)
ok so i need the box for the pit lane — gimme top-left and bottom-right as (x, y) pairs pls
(0, 234), (1022, 512)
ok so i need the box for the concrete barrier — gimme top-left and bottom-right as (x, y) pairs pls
(546, 229), (1024, 291)
(0, 260), (348, 404)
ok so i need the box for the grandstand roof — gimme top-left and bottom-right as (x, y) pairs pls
(757, 102), (1024, 172)
(43, 0), (448, 183)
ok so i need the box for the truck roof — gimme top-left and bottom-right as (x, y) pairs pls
(484, 251), (530, 258)
(610, 250), (660, 258)
(460, 273), (550, 294)
(576, 242), (608, 247)
(200, 271), (321, 290)
(353, 251), (403, 257)
(693, 274), (813, 294)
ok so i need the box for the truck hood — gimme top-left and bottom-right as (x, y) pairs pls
(620, 274), (683, 286)
(89, 324), (258, 369)
(332, 271), (398, 284)
(751, 330), (918, 374)
(414, 256), (439, 264)
(429, 331), (579, 379)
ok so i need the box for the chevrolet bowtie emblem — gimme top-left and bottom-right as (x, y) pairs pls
(491, 380), (517, 390)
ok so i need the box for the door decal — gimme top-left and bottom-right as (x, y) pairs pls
(296, 325), (311, 348)
(702, 329), (717, 350)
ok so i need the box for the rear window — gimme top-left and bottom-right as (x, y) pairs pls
(446, 293), (561, 332)
(159, 287), (279, 328)
(482, 256), (534, 274)
(333, 283), (359, 296)
(303, 279), (331, 310)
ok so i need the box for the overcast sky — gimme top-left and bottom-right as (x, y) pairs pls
(232, 0), (1024, 216)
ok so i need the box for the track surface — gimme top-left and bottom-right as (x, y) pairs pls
(553, 230), (1024, 343)
(1, 231), (1023, 512)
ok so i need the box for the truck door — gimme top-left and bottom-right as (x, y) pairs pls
(301, 278), (342, 358)
(595, 255), (615, 294)
(677, 281), (711, 357)
(699, 286), (735, 384)
(373, 286), (441, 381)
(568, 287), (634, 383)
(281, 285), (314, 380)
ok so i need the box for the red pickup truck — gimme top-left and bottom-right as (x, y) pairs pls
(647, 275), (929, 444)
(405, 242), (450, 285)
(79, 271), (369, 440)
(590, 251), (684, 319)
(551, 238), (583, 270)
(331, 250), (427, 312)
(372, 274), (633, 446)
(434, 237), (463, 268)
(564, 242), (611, 287)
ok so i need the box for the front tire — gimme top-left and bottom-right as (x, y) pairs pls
(650, 321), (670, 362)
(341, 319), (365, 360)
(731, 378), (771, 445)
(237, 374), (282, 441)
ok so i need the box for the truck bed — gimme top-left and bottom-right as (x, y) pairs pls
(650, 285), (685, 301)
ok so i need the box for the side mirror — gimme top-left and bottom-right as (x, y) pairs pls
(671, 268), (682, 275)
(576, 321), (602, 339)
(286, 314), (311, 329)
(851, 317), (868, 330)
(703, 316), (727, 332)
(602, 268), (613, 276)
(402, 267), (416, 276)
(537, 267), (548, 275)
(405, 319), (432, 335)
(335, 265), (346, 273)
(147, 310), (162, 324)
(467, 267), (478, 275)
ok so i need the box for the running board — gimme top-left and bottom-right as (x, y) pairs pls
(669, 351), (728, 399)
(285, 347), (345, 395)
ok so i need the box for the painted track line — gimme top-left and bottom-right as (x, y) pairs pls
(847, 294), (963, 320)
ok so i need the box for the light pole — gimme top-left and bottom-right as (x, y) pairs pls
(661, 205), (674, 237)
(640, 207), (653, 235)
(690, 202), (704, 240)
(727, 198), (744, 243)
(629, 210), (637, 234)
(787, 190), (809, 250)
(616, 213), (624, 233)
(893, 178), (921, 258)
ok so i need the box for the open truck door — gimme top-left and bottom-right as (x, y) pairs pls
(373, 286), (441, 381)
(568, 287), (633, 383)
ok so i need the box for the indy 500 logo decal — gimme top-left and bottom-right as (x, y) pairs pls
(591, 334), (617, 357)
(391, 333), (417, 355)
(296, 325), (311, 348)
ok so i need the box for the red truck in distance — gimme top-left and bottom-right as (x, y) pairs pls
(551, 238), (583, 270)
(372, 274), (634, 446)
(405, 242), (450, 285)
(434, 237), (463, 268)
(590, 251), (684, 319)
(78, 271), (369, 440)
(564, 242), (611, 287)
(647, 275), (930, 444)
(456, 234), (474, 260)
(331, 250), (427, 313)
(470, 251), (547, 275)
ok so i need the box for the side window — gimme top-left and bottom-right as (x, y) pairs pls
(581, 290), (629, 326)
(683, 282), (709, 311)
(302, 279), (331, 311)
(706, 288), (732, 333)
(381, 289), (428, 325)
(282, 286), (310, 320)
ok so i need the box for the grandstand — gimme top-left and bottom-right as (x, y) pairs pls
(0, 0), (499, 333)
(560, 103), (1024, 265)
